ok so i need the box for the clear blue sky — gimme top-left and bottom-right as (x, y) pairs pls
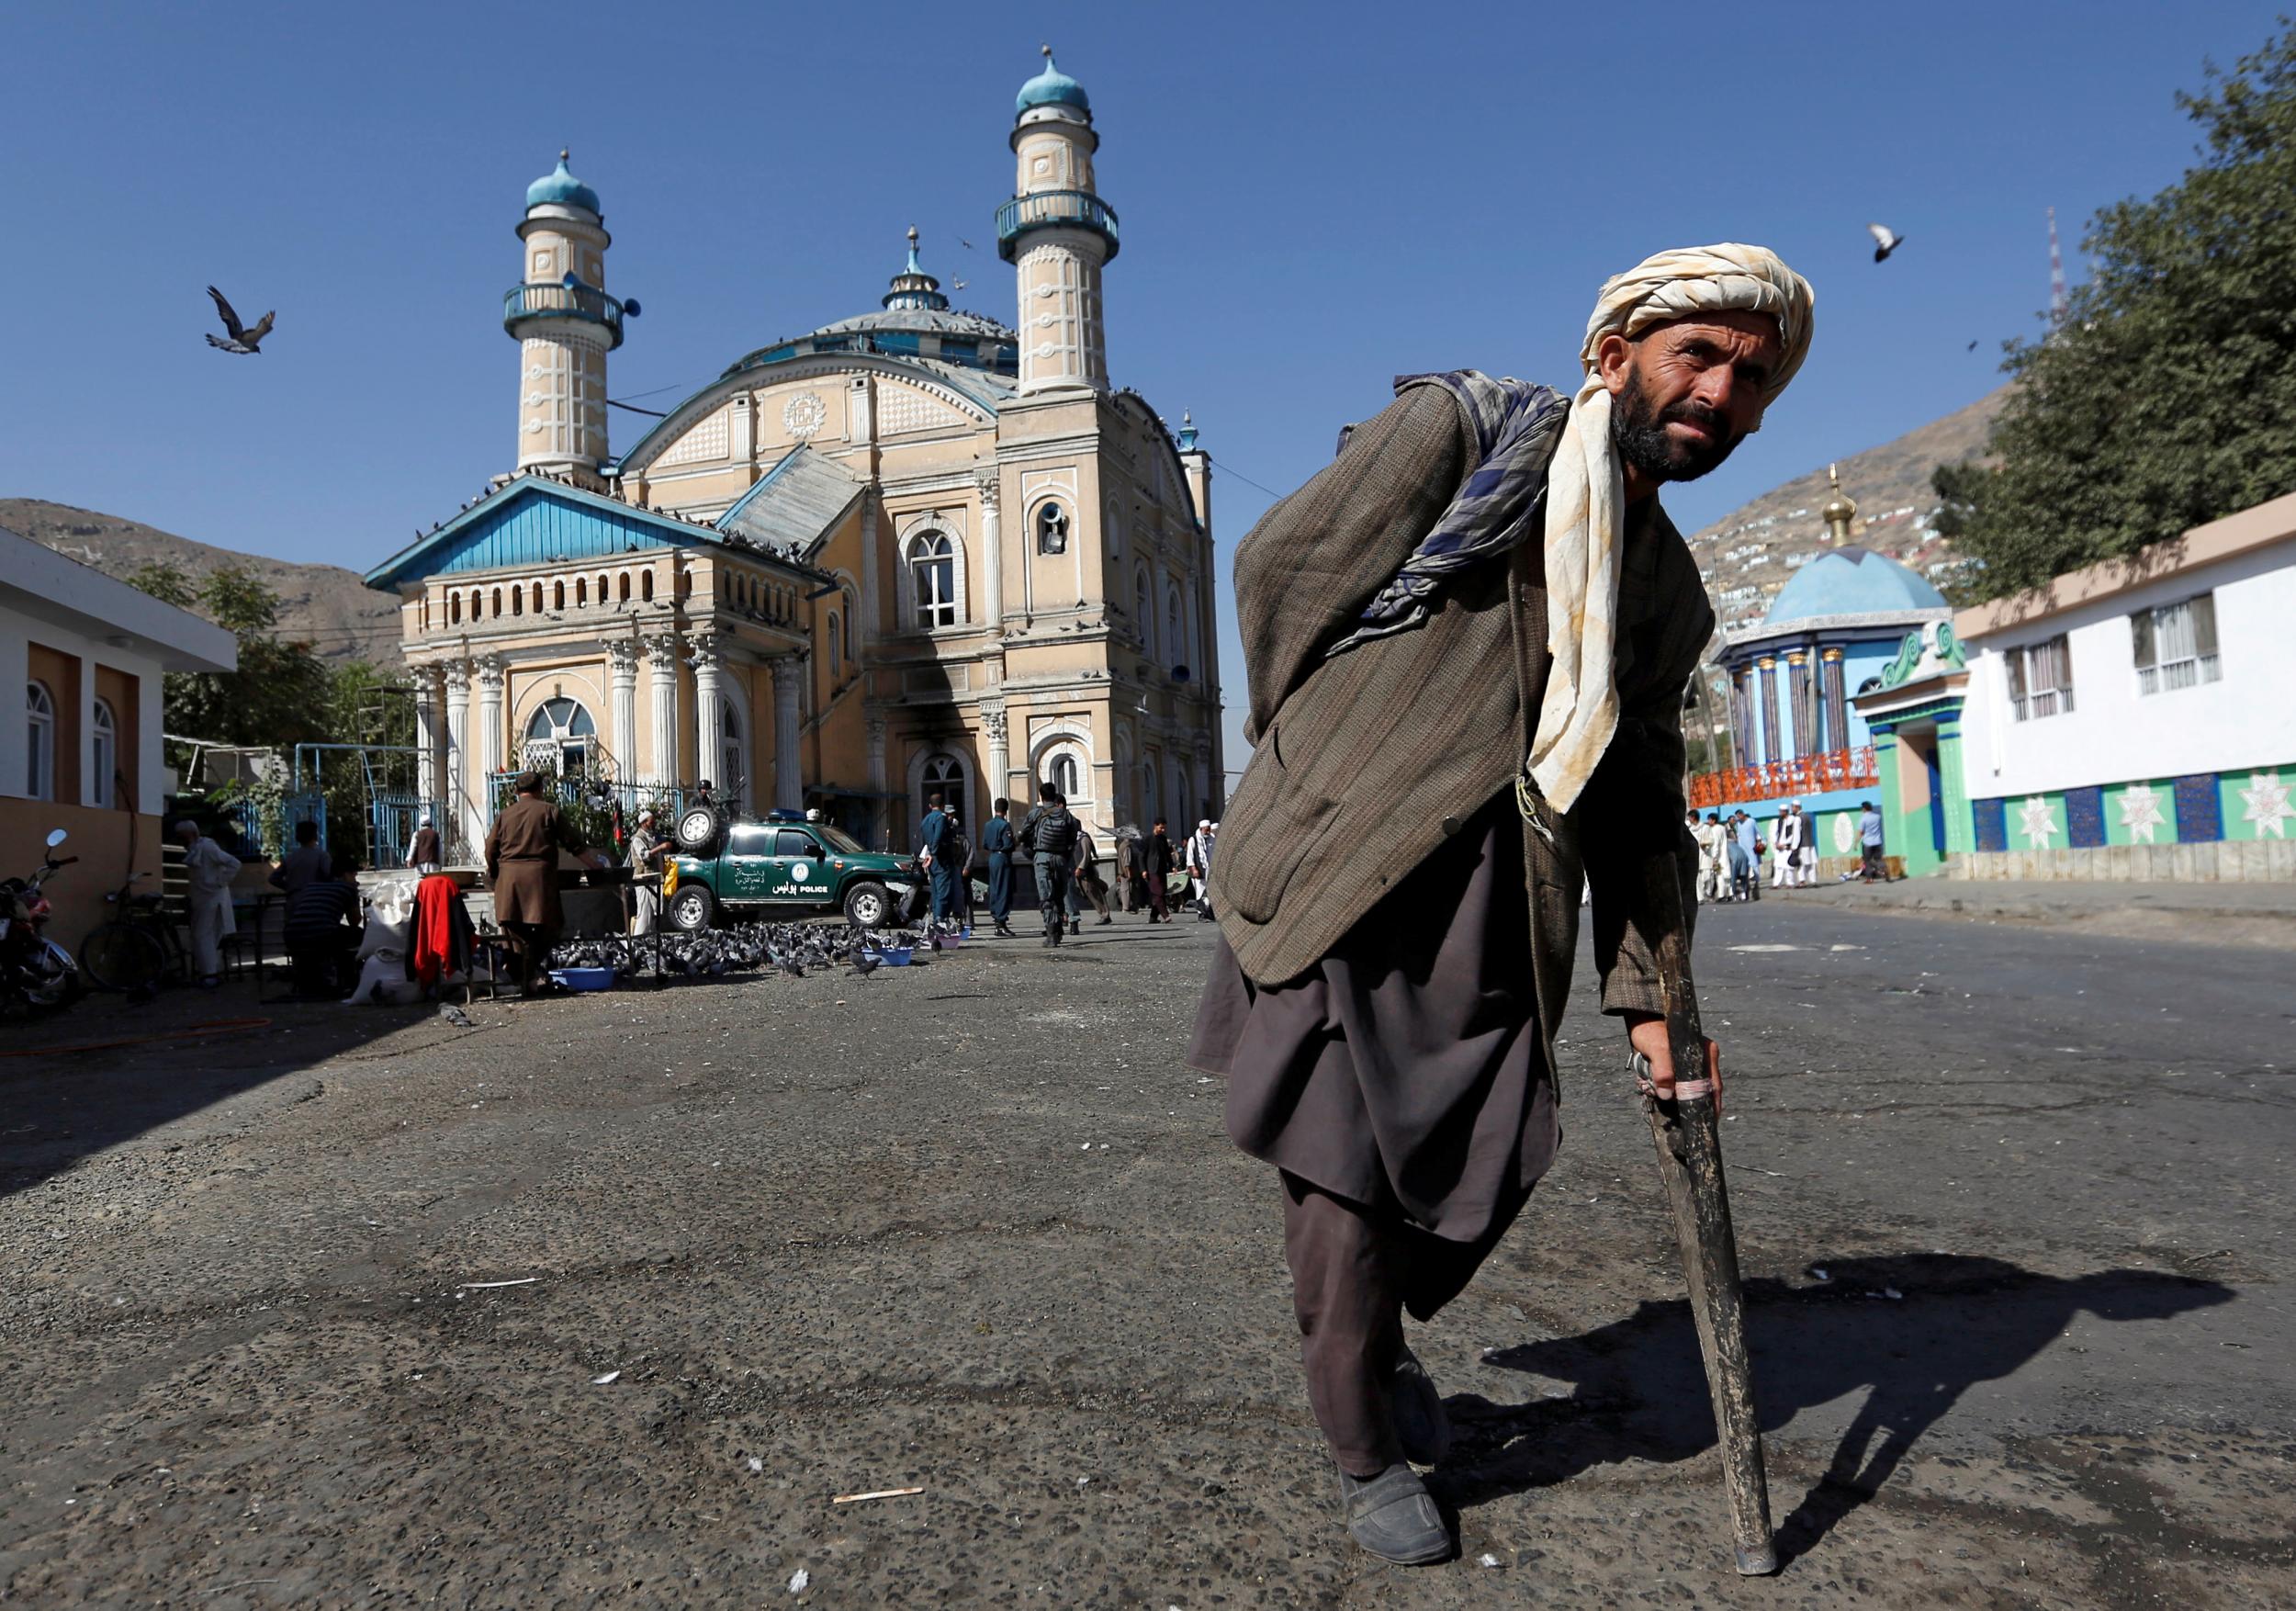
(2, 2), (2282, 767)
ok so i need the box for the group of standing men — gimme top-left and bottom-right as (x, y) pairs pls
(948, 791), (1219, 943)
(1692, 801), (1818, 901)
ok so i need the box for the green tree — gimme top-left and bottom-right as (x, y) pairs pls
(1941, 23), (2296, 599)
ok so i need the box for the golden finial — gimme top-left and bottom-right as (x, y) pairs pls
(559, 148), (570, 163)
(1821, 462), (1858, 539)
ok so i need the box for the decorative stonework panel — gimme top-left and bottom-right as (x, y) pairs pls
(877, 386), (963, 436)
(658, 408), (732, 466)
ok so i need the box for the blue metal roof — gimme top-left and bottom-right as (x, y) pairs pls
(364, 476), (794, 592)
(715, 446), (865, 556)
(1762, 546), (1948, 624)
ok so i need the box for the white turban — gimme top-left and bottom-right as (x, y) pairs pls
(1531, 243), (1815, 814)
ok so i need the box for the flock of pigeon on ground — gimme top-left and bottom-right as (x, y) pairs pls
(544, 919), (952, 984)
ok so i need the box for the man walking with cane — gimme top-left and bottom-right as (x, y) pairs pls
(1191, 245), (1813, 1565)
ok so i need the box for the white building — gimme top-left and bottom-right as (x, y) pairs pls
(3, 525), (238, 950)
(1953, 490), (2296, 871)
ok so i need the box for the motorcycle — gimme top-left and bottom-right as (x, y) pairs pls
(1, 828), (84, 1015)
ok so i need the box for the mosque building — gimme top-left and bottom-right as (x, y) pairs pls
(364, 49), (1223, 858)
(1692, 468), (1953, 873)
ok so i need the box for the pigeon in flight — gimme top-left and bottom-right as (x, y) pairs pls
(205, 286), (276, 354)
(1967, 340), (1980, 352)
(1866, 224), (1905, 264)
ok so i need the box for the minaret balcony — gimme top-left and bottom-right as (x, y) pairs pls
(997, 189), (1120, 263)
(503, 281), (627, 349)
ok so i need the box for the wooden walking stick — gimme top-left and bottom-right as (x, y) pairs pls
(1629, 848), (1778, 1576)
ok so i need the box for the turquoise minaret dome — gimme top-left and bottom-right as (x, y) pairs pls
(1017, 44), (1089, 115)
(526, 150), (602, 216)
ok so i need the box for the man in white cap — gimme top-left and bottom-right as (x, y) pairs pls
(1184, 818), (1217, 919)
(1772, 800), (1806, 889)
(408, 813), (443, 875)
(1192, 244), (1814, 1564)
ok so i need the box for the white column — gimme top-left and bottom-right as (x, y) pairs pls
(607, 637), (640, 784)
(689, 632), (725, 792)
(475, 650), (506, 791)
(445, 659), (475, 851)
(981, 704), (1009, 809)
(858, 488), (881, 649)
(645, 634), (681, 786)
(976, 471), (1003, 629)
(771, 656), (803, 810)
(413, 663), (442, 806)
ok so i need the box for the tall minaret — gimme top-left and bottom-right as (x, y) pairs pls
(999, 46), (1118, 395)
(505, 152), (627, 486)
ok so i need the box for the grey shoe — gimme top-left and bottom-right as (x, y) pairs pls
(1390, 1347), (1451, 1467)
(1336, 1462), (1452, 1565)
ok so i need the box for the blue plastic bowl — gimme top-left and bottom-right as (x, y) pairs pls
(550, 966), (616, 992)
(878, 946), (915, 967)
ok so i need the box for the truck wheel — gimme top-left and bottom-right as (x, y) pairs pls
(841, 881), (891, 929)
(674, 805), (723, 854)
(668, 884), (717, 932)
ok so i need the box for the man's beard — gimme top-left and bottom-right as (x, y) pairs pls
(1610, 368), (1744, 484)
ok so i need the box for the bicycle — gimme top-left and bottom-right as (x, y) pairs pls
(78, 872), (188, 995)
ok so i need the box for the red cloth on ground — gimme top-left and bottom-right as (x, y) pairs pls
(411, 873), (474, 987)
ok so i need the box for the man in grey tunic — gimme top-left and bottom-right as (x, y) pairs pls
(1192, 245), (1814, 1564)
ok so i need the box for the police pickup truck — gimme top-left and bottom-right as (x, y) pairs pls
(664, 812), (917, 930)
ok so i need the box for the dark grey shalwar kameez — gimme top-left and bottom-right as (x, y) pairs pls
(1189, 788), (1557, 1474)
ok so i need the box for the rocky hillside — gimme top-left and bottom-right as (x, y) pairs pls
(1686, 386), (2009, 633)
(0, 498), (401, 665)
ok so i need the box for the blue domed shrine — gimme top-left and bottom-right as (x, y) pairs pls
(1691, 467), (1954, 873)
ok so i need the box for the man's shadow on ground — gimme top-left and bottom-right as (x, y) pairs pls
(1435, 1254), (2232, 1562)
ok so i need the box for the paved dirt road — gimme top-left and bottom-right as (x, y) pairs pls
(2, 903), (2289, 1607)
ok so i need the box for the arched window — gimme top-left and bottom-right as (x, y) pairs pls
(553, 580), (566, 611)
(1165, 581), (1186, 670)
(641, 569), (656, 603)
(1103, 499), (1123, 561)
(597, 571), (611, 604)
(531, 581), (545, 614)
(575, 577), (588, 607)
(523, 697), (597, 774)
(617, 572), (631, 604)
(511, 585), (523, 617)
(491, 587), (504, 618)
(25, 682), (55, 802)
(918, 752), (968, 831)
(1134, 565), (1154, 654)
(1035, 501), (1069, 556)
(908, 531), (958, 629)
(827, 613), (842, 671)
(91, 698), (118, 806)
(450, 591), (462, 625)
(1050, 752), (1080, 799)
(842, 590), (858, 651)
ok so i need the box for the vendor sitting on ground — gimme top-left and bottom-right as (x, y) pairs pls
(283, 851), (364, 998)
